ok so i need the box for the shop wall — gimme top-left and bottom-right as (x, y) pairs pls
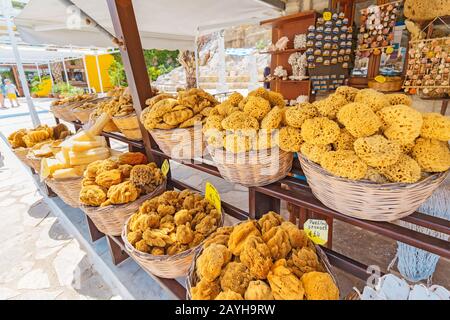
(85, 54), (114, 93)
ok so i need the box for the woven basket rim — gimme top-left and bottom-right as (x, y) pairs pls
(150, 127), (197, 133)
(112, 112), (137, 120)
(298, 153), (449, 189)
(207, 144), (285, 155)
(121, 190), (225, 263)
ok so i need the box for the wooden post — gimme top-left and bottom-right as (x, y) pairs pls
(106, 0), (157, 163)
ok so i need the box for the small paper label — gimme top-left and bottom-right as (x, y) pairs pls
(161, 159), (170, 177)
(323, 11), (332, 21)
(304, 219), (328, 245)
(205, 182), (221, 213)
(375, 75), (386, 83)
(386, 46), (394, 54)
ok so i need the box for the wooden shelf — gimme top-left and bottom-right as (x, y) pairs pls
(260, 10), (316, 26)
(259, 48), (306, 55)
(261, 79), (309, 83)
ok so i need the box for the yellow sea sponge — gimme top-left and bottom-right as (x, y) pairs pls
(215, 290), (244, 300)
(267, 259), (304, 300)
(333, 128), (356, 151)
(335, 85), (359, 102)
(354, 135), (402, 168)
(221, 111), (259, 131)
(337, 102), (382, 138)
(261, 106), (284, 130)
(354, 88), (389, 112)
(253, 130), (276, 150)
(300, 143), (331, 164)
(420, 113), (450, 141)
(364, 167), (389, 184)
(411, 138), (450, 172)
(377, 105), (423, 145)
(301, 272), (339, 300)
(379, 154), (422, 183)
(243, 96), (271, 121)
(223, 133), (253, 153)
(284, 103), (319, 128)
(244, 280), (274, 300)
(278, 126), (303, 152)
(301, 117), (340, 146)
(321, 150), (368, 180)
(387, 93), (412, 106)
(227, 92), (244, 106)
(268, 91), (286, 107)
(248, 87), (270, 100)
(217, 102), (239, 117)
(190, 278), (221, 300)
(314, 94), (348, 119)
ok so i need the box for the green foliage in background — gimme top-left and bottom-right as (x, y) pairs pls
(52, 82), (84, 97)
(108, 49), (180, 85)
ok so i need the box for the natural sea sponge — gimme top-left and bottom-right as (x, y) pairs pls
(118, 152), (147, 165)
(95, 169), (122, 189)
(228, 220), (261, 256)
(278, 126), (303, 152)
(337, 102), (382, 138)
(333, 128), (356, 151)
(364, 167), (389, 184)
(248, 87), (270, 100)
(126, 230), (142, 246)
(253, 130), (276, 150)
(240, 236), (273, 279)
(243, 96), (271, 121)
(220, 262), (251, 295)
(301, 271), (339, 300)
(107, 181), (140, 204)
(301, 117), (340, 146)
(335, 85), (359, 102)
(377, 105), (423, 145)
(300, 143), (332, 164)
(267, 259), (304, 300)
(420, 113), (450, 141)
(261, 106), (284, 130)
(321, 150), (368, 180)
(280, 221), (309, 249)
(221, 111), (259, 131)
(268, 91), (286, 107)
(196, 244), (232, 281)
(223, 133), (252, 153)
(258, 211), (284, 234)
(262, 226), (291, 260)
(354, 88), (389, 112)
(203, 115), (224, 132)
(176, 223), (194, 244)
(314, 94), (348, 119)
(191, 278), (221, 300)
(411, 138), (450, 172)
(215, 290), (244, 300)
(79, 185), (107, 206)
(404, 0), (450, 21)
(217, 102), (239, 117)
(227, 92), (244, 106)
(289, 248), (322, 279)
(379, 154), (422, 183)
(244, 280), (274, 300)
(354, 135), (401, 168)
(387, 93), (412, 106)
(284, 103), (319, 128)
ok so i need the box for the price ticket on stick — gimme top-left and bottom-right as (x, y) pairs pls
(161, 159), (170, 177)
(323, 11), (332, 21)
(205, 182), (221, 213)
(304, 219), (328, 246)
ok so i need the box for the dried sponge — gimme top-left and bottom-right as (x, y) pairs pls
(217, 102), (239, 117)
(220, 262), (251, 295)
(404, 0), (450, 21)
(379, 154), (422, 183)
(240, 236), (273, 279)
(268, 91), (286, 107)
(301, 117), (340, 146)
(301, 271), (339, 300)
(261, 106), (284, 130)
(215, 290), (244, 300)
(267, 259), (304, 300)
(335, 85), (359, 102)
(190, 278), (221, 300)
(223, 133), (252, 153)
(411, 138), (450, 172)
(227, 92), (244, 106)
(284, 103), (319, 128)
(354, 135), (402, 168)
(278, 126), (303, 152)
(364, 167), (389, 184)
(243, 96), (271, 121)
(337, 102), (382, 138)
(196, 243), (232, 281)
(420, 113), (450, 141)
(377, 105), (423, 145)
(321, 150), (368, 180)
(313, 93), (348, 119)
(248, 87), (270, 100)
(221, 111), (259, 131)
(387, 93), (412, 106)
(244, 280), (274, 300)
(95, 169), (122, 189)
(300, 143), (332, 164)
(228, 220), (261, 256)
(333, 129), (356, 151)
(354, 88), (389, 112)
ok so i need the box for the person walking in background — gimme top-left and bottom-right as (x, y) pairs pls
(4, 79), (20, 108)
(0, 79), (6, 109)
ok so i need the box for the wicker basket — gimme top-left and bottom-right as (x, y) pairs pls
(368, 77), (403, 92)
(149, 127), (206, 160)
(112, 113), (143, 141)
(82, 180), (167, 236)
(298, 153), (450, 221)
(12, 147), (29, 164)
(89, 112), (119, 133)
(186, 224), (338, 299)
(208, 146), (293, 187)
(122, 193), (224, 279)
(72, 97), (111, 124)
(51, 102), (80, 122)
(24, 154), (42, 173)
(45, 177), (83, 208)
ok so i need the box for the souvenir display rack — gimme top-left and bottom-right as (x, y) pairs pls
(39, 0), (449, 300)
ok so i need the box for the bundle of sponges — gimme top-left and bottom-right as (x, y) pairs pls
(51, 93), (95, 107)
(203, 88), (288, 153)
(125, 189), (221, 256)
(190, 211), (339, 300)
(90, 87), (134, 119)
(291, 86), (450, 183)
(79, 152), (165, 207)
(140, 88), (219, 130)
(8, 124), (70, 149)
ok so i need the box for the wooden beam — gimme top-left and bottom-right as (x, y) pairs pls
(106, 0), (155, 162)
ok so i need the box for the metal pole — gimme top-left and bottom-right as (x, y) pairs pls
(194, 32), (200, 89)
(217, 29), (228, 93)
(3, 0), (40, 127)
(62, 58), (69, 85)
(95, 54), (104, 94)
(82, 56), (92, 93)
(47, 61), (54, 90)
(35, 63), (42, 82)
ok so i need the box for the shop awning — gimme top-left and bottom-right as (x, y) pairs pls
(15, 0), (284, 50)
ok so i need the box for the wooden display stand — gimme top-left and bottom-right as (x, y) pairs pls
(261, 11), (316, 101)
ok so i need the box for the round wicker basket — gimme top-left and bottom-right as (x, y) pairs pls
(45, 177), (83, 208)
(81, 180), (167, 236)
(112, 113), (143, 141)
(185, 225), (338, 300)
(52, 102), (81, 122)
(24, 154), (42, 173)
(89, 112), (119, 133)
(208, 146), (293, 187)
(121, 194), (224, 279)
(72, 108), (95, 124)
(150, 127), (206, 160)
(298, 153), (450, 221)
(12, 147), (30, 164)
